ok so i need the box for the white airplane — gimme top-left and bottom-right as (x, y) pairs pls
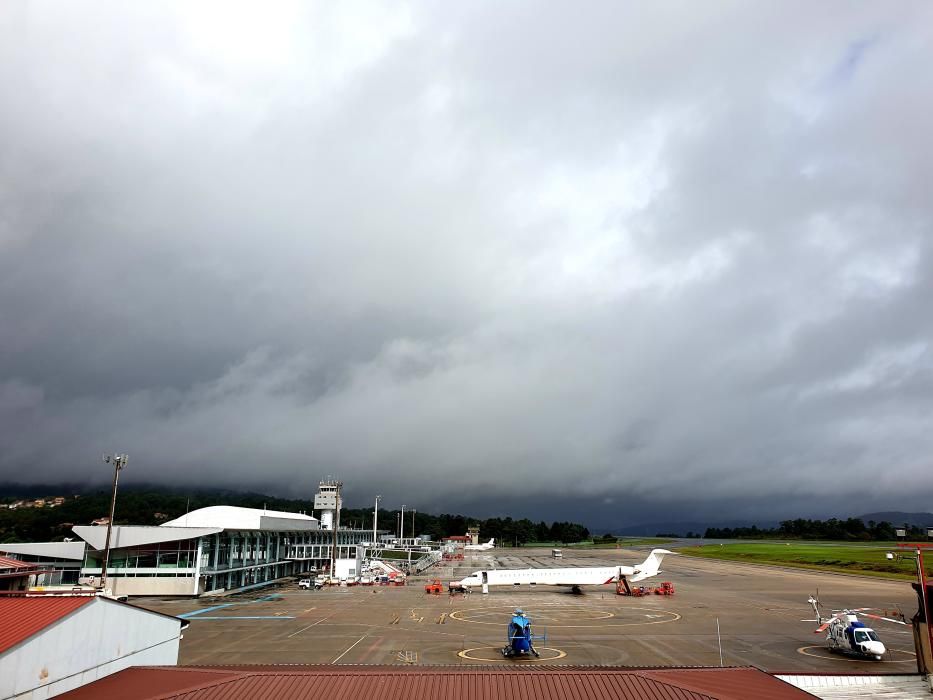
(458, 548), (671, 594)
(464, 538), (495, 551)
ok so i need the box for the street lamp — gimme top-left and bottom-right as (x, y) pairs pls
(100, 453), (128, 593)
(400, 505), (406, 544)
(373, 495), (381, 546)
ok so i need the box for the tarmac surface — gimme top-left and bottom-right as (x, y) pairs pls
(137, 547), (920, 672)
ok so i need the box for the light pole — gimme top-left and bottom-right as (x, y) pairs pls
(411, 508), (416, 541)
(373, 495), (381, 545)
(100, 453), (128, 593)
(400, 505), (405, 544)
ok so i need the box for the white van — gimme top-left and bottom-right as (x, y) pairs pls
(551, 548), (562, 559)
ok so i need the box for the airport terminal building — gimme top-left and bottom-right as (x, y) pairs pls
(2, 505), (374, 597)
(77, 506), (372, 596)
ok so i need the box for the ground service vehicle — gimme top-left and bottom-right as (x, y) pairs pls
(298, 579), (312, 589)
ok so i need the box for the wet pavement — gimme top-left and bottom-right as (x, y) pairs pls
(137, 546), (920, 672)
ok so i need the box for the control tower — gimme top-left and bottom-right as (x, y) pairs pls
(467, 526), (480, 546)
(314, 479), (342, 531)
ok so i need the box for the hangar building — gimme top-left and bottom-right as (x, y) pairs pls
(0, 595), (186, 699)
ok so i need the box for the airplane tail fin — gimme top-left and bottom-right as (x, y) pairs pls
(631, 549), (672, 582)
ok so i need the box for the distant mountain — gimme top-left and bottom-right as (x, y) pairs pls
(614, 520), (779, 537)
(857, 512), (933, 528)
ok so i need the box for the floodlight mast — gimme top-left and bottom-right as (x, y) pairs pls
(100, 453), (128, 593)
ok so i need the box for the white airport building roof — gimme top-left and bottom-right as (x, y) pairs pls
(71, 506), (321, 551)
(73, 525), (223, 550)
(160, 505), (319, 530)
(0, 540), (87, 561)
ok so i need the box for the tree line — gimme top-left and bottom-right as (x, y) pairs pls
(339, 508), (589, 546)
(704, 518), (929, 541)
(0, 488), (590, 545)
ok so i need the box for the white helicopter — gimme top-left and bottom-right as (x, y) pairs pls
(805, 594), (907, 660)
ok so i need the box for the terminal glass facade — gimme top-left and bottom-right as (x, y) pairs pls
(83, 528), (371, 595)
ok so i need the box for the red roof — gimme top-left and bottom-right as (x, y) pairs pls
(0, 556), (40, 572)
(0, 596), (93, 654)
(58, 665), (813, 700)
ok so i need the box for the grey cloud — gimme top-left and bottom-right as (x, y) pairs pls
(1, 2), (932, 526)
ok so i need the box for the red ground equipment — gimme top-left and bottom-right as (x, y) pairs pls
(424, 579), (443, 595)
(653, 581), (675, 596)
(616, 577), (652, 596)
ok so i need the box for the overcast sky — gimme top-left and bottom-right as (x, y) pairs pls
(1, 2), (932, 527)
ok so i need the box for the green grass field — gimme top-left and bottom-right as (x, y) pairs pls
(677, 542), (932, 581)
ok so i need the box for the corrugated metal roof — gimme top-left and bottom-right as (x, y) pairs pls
(777, 674), (930, 700)
(0, 595), (92, 654)
(642, 668), (813, 700)
(0, 556), (40, 572)
(58, 665), (815, 700)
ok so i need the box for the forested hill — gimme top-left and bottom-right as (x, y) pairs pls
(0, 487), (588, 546)
(704, 517), (932, 540)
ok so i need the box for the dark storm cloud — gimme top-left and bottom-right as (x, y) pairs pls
(1, 2), (932, 526)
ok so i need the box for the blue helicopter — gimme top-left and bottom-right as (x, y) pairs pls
(502, 609), (546, 658)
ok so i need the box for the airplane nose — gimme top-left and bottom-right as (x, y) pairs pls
(864, 641), (885, 657)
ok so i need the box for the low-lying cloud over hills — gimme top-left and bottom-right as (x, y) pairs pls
(1, 3), (932, 525)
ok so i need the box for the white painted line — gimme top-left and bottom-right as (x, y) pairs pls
(332, 634), (367, 663)
(287, 611), (336, 638)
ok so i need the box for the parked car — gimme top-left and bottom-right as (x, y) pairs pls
(298, 579), (312, 589)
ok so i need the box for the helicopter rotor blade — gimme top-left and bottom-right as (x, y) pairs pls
(814, 612), (845, 633)
(860, 612), (907, 626)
